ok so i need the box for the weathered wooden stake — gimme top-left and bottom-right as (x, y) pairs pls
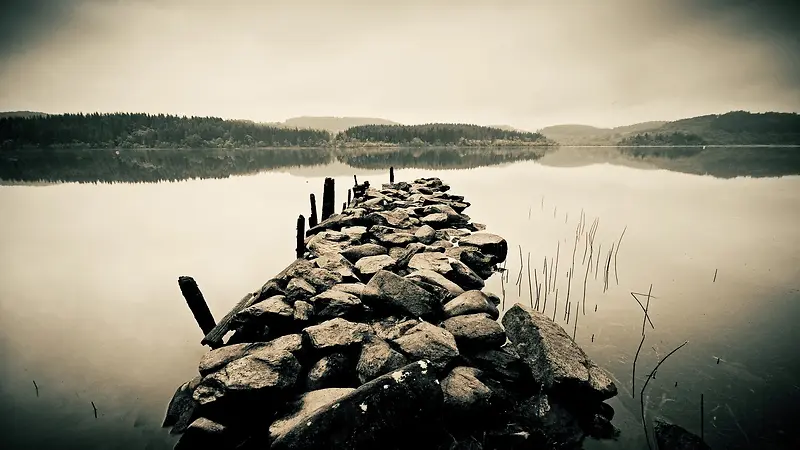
(178, 276), (217, 336)
(309, 194), (318, 228)
(342, 202), (346, 213)
(321, 177), (335, 221)
(296, 214), (305, 258)
(347, 189), (352, 206)
(353, 175), (358, 186)
(390, 166), (395, 183)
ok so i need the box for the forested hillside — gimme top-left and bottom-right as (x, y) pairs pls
(335, 123), (552, 146)
(0, 113), (331, 149)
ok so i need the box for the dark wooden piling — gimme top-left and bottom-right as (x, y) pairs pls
(321, 177), (335, 221)
(390, 167), (395, 183)
(353, 175), (358, 186)
(347, 189), (352, 207)
(309, 194), (318, 228)
(178, 276), (217, 336)
(296, 215), (305, 258)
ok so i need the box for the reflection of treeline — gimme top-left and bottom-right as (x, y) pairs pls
(0, 113), (332, 149)
(0, 148), (332, 183)
(335, 124), (551, 146)
(338, 147), (549, 170)
(617, 146), (800, 178)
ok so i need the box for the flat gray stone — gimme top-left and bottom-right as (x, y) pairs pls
(393, 322), (459, 371)
(303, 318), (370, 351)
(442, 313), (506, 350)
(443, 290), (499, 319)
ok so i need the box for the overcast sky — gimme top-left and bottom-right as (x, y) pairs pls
(0, 0), (797, 129)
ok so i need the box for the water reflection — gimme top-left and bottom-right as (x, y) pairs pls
(2, 146), (799, 184)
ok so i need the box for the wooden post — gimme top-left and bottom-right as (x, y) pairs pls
(347, 189), (351, 207)
(321, 177), (335, 221)
(353, 175), (358, 187)
(177, 276), (216, 335)
(390, 166), (394, 183)
(309, 194), (318, 228)
(296, 215), (305, 258)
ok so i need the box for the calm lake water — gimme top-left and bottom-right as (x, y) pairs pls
(1, 147), (799, 449)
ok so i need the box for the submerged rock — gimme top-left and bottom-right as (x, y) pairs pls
(270, 360), (444, 450)
(654, 419), (712, 450)
(393, 322), (459, 371)
(502, 304), (617, 401)
(362, 270), (440, 320)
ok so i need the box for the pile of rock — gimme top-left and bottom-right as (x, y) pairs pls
(163, 177), (619, 449)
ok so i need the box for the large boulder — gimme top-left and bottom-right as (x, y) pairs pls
(405, 269), (465, 300)
(285, 277), (317, 302)
(457, 233), (508, 263)
(501, 304), (617, 401)
(314, 254), (359, 282)
(445, 246), (496, 279)
(329, 282), (367, 297)
(370, 317), (419, 341)
(421, 213), (449, 229)
(442, 313), (506, 350)
(341, 243), (388, 263)
(192, 349), (302, 410)
(269, 388), (355, 443)
(356, 338), (409, 383)
(362, 270), (440, 320)
(198, 334), (303, 376)
(232, 295), (294, 326)
(270, 360), (444, 450)
(407, 252), (484, 290)
(308, 290), (363, 320)
(653, 419), (711, 450)
(303, 318), (371, 351)
(464, 347), (531, 385)
(369, 225), (417, 247)
(163, 376), (203, 434)
(414, 225), (437, 244)
(441, 366), (493, 415)
(365, 210), (414, 229)
(443, 290), (499, 319)
(354, 255), (397, 279)
(393, 322), (459, 371)
(307, 230), (355, 257)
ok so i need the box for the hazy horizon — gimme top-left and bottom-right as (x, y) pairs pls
(1, 0), (798, 130)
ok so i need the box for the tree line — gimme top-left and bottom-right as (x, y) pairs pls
(0, 113), (332, 149)
(335, 124), (551, 146)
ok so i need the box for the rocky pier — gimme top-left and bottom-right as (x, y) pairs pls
(164, 175), (623, 450)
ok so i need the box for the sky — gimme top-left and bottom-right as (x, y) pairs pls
(0, 0), (798, 129)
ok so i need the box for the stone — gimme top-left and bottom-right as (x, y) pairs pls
(388, 246), (406, 259)
(370, 317), (420, 341)
(441, 366), (493, 414)
(405, 269), (465, 300)
(285, 277), (317, 301)
(270, 360), (444, 450)
(414, 224), (437, 244)
(307, 230), (355, 257)
(356, 339), (409, 384)
(308, 290), (363, 320)
(457, 233), (508, 263)
(513, 396), (585, 449)
(306, 353), (355, 390)
(303, 318), (370, 351)
(258, 279), (285, 301)
(407, 278), (452, 304)
(436, 228), (471, 241)
(365, 210), (414, 229)
(341, 226), (368, 241)
(330, 283), (367, 297)
(174, 417), (234, 450)
(465, 347), (530, 385)
(370, 226), (417, 246)
(354, 254), (396, 279)
(394, 242), (427, 269)
(341, 243), (388, 263)
(304, 268), (343, 292)
(502, 304), (617, 401)
(653, 419), (711, 450)
(421, 213), (449, 228)
(232, 295), (294, 325)
(314, 254), (359, 282)
(443, 290), (499, 319)
(193, 349), (301, 408)
(486, 292), (501, 307)
(445, 246), (495, 279)
(293, 300), (314, 323)
(442, 313), (507, 350)
(163, 376), (202, 434)
(393, 322), (459, 371)
(407, 252), (484, 290)
(428, 240), (453, 250)
(362, 270), (440, 320)
(198, 334), (303, 376)
(306, 211), (368, 236)
(269, 388), (355, 443)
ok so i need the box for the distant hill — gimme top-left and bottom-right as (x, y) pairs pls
(335, 123), (554, 147)
(619, 111), (800, 146)
(271, 116), (400, 134)
(538, 121), (666, 145)
(0, 111), (48, 119)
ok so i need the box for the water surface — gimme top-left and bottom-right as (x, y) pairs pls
(1, 147), (798, 449)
